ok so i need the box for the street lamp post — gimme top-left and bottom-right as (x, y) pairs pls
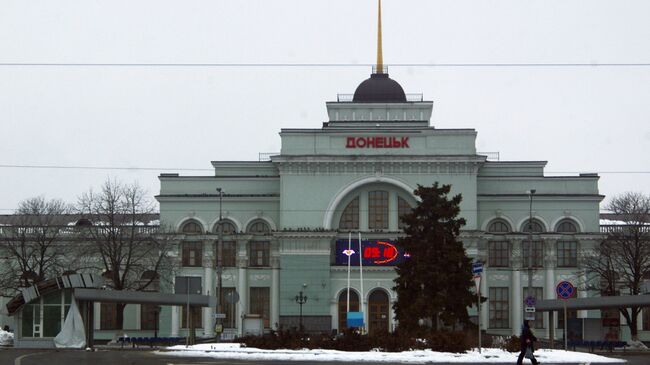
(216, 187), (224, 339)
(295, 288), (308, 332)
(526, 189), (536, 319)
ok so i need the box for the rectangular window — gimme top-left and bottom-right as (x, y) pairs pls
(522, 241), (544, 268)
(100, 302), (118, 330)
(557, 241), (577, 267)
(219, 287), (237, 328)
(644, 309), (650, 331)
(249, 241), (270, 267)
(182, 241), (203, 267)
(21, 303), (37, 337)
(489, 287), (509, 329)
(368, 191), (389, 230)
(488, 241), (509, 267)
(21, 292), (70, 338)
(140, 279), (160, 330)
(249, 287), (270, 328)
(522, 287), (544, 328)
(140, 304), (159, 330)
(220, 241), (237, 267)
(181, 305), (203, 329)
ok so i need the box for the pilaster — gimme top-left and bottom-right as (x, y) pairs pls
(271, 256), (280, 330)
(171, 306), (179, 337)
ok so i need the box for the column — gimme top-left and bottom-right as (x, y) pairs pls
(511, 271), (522, 335)
(271, 256), (280, 330)
(237, 257), (248, 336)
(94, 302), (101, 330)
(171, 306), (179, 337)
(511, 239), (523, 335)
(203, 265), (215, 337)
(544, 240), (557, 339)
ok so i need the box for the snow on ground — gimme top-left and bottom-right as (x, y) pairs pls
(158, 343), (626, 363)
(0, 329), (14, 346)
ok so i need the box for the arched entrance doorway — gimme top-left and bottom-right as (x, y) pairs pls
(337, 290), (359, 332)
(368, 289), (390, 334)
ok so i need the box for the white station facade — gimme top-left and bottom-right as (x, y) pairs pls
(156, 63), (604, 339)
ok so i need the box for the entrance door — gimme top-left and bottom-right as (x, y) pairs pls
(338, 290), (359, 332)
(368, 290), (389, 334)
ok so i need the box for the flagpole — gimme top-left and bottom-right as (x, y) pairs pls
(347, 232), (351, 313)
(358, 232), (364, 333)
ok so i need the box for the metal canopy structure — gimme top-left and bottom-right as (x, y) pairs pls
(536, 295), (650, 311)
(73, 288), (216, 307)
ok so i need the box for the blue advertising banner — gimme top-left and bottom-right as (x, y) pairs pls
(335, 239), (409, 266)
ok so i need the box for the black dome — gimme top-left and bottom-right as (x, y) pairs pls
(353, 73), (406, 103)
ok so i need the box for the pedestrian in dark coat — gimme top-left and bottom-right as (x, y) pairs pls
(517, 320), (539, 365)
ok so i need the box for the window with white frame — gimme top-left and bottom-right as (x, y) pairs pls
(489, 287), (509, 329)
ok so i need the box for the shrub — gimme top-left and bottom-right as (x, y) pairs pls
(492, 335), (520, 352)
(426, 331), (469, 353)
(238, 329), (470, 353)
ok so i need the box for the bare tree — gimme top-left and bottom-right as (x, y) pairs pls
(76, 179), (175, 330)
(585, 192), (650, 340)
(0, 197), (74, 296)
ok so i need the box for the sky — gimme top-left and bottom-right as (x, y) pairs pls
(0, 0), (649, 213)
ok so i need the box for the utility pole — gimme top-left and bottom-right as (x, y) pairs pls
(526, 189), (536, 318)
(216, 187), (224, 339)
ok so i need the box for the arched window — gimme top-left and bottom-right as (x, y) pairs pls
(487, 219), (511, 233)
(247, 220), (270, 234)
(181, 220), (203, 235)
(556, 219), (578, 233)
(368, 191), (389, 230)
(339, 197), (359, 230)
(521, 219), (544, 233)
(214, 220), (237, 235)
(368, 290), (390, 334)
(397, 197), (412, 230)
(337, 290), (360, 331)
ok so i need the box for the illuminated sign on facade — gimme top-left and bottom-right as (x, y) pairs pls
(345, 136), (410, 149)
(334, 239), (409, 266)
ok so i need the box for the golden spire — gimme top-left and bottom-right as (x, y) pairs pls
(376, 0), (383, 74)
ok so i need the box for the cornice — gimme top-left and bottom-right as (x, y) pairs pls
(277, 159), (484, 175)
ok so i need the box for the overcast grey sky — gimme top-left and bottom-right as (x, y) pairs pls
(1, 0), (649, 213)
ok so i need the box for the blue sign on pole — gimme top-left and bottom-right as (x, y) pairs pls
(347, 311), (364, 327)
(472, 262), (484, 275)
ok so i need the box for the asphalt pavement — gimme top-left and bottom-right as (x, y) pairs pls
(0, 347), (644, 365)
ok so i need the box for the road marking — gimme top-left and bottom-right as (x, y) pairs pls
(15, 351), (46, 365)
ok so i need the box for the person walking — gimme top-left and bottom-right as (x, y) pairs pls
(517, 320), (539, 365)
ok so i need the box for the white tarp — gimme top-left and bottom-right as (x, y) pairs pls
(53, 297), (86, 349)
(0, 329), (13, 346)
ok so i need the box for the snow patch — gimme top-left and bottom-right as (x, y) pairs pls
(157, 344), (626, 363)
(0, 329), (14, 346)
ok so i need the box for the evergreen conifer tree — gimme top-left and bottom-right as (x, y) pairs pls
(393, 183), (475, 331)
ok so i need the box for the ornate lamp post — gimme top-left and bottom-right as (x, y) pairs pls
(295, 286), (308, 332)
(526, 189), (536, 318)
